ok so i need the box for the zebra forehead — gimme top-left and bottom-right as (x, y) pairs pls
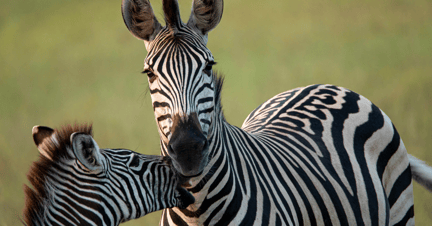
(145, 28), (212, 65)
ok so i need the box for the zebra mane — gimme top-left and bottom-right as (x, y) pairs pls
(213, 71), (225, 121)
(23, 123), (92, 225)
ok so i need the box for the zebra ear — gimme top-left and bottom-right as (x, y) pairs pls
(163, 0), (183, 31)
(32, 125), (55, 159)
(121, 0), (162, 48)
(71, 133), (103, 171)
(187, 0), (223, 40)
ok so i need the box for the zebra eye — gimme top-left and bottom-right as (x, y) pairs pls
(129, 155), (141, 167)
(142, 69), (157, 83)
(88, 157), (96, 165)
(204, 62), (215, 75)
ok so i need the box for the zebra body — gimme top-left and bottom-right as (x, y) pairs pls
(121, 0), (431, 225)
(23, 124), (194, 226)
(159, 84), (413, 225)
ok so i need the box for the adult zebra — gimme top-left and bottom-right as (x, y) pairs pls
(121, 0), (432, 225)
(23, 124), (194, 226)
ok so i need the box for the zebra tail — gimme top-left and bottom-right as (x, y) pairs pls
(409, 154), (432, 192)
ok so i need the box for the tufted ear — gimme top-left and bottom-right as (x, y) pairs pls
(71, 133), (104, 171)
(32, 126), (55, 159)
(122, 0), (162, 49)
(187, 0), (223, 41)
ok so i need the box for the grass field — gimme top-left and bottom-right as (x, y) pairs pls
(1, 0), (432, 225)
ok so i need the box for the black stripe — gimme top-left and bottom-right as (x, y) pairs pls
(388, 166), (412, 208)
(394, 205), (414, 225)
(377, 124), (400, 179)
(353, 103), (385, 226)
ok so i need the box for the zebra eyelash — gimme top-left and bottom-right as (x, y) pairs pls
(142, 69), (157, 82)
(142, 69), (154, 75)
(204, 61), (216, 74)
(206, 61), (216, 68)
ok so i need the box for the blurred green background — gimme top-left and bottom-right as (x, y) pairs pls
(1, 0), (431, 225)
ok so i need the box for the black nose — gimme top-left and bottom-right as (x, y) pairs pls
(168, 113), (207, 176)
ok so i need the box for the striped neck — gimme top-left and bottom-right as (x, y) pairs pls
(24, 157), (131, 226)
(178, 73), (230, 190)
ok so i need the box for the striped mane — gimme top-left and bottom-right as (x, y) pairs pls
(23, 124), (92, 225)
(213, 71), (225, 121)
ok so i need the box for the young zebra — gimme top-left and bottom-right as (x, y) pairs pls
(121, 0), (432, 225)
(23, 124), (194, 226)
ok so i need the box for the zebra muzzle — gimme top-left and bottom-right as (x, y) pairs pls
(168, 113), (208, 177)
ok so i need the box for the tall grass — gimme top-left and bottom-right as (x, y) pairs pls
(1, 0), (431, 225)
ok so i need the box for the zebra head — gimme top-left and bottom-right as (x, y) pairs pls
(122, 0), (224, 177)
(23, 124), (194, 225)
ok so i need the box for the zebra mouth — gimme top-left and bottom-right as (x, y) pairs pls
(170, 158), (205, 178)
(169, 146), (209, 178)
(177, 170), (204, 188)
(180, 171), (203, 178)
(163, 155), (205, 182)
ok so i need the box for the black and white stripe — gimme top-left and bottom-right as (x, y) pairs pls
(156, 84), (420, 225)
(23, 124), (193, 226)
(144, 25), (215, 141)
(122, 0), (432, 225)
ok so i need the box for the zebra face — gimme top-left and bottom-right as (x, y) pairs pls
(24, 124), (194, 225)
(143, 28), (216, 140)
(70, 133), (194, 218)
(142, 30), (216, 177)
(100, 148), (195, 217)
(122, 0), (224, 177)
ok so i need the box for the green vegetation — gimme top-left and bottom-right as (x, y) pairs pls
(1, 0), (431, 225)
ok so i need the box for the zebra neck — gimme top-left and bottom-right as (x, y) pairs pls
(205, 93), (247, 170)
(32, 171), (129, 226)
(174, 121), (248, 222)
